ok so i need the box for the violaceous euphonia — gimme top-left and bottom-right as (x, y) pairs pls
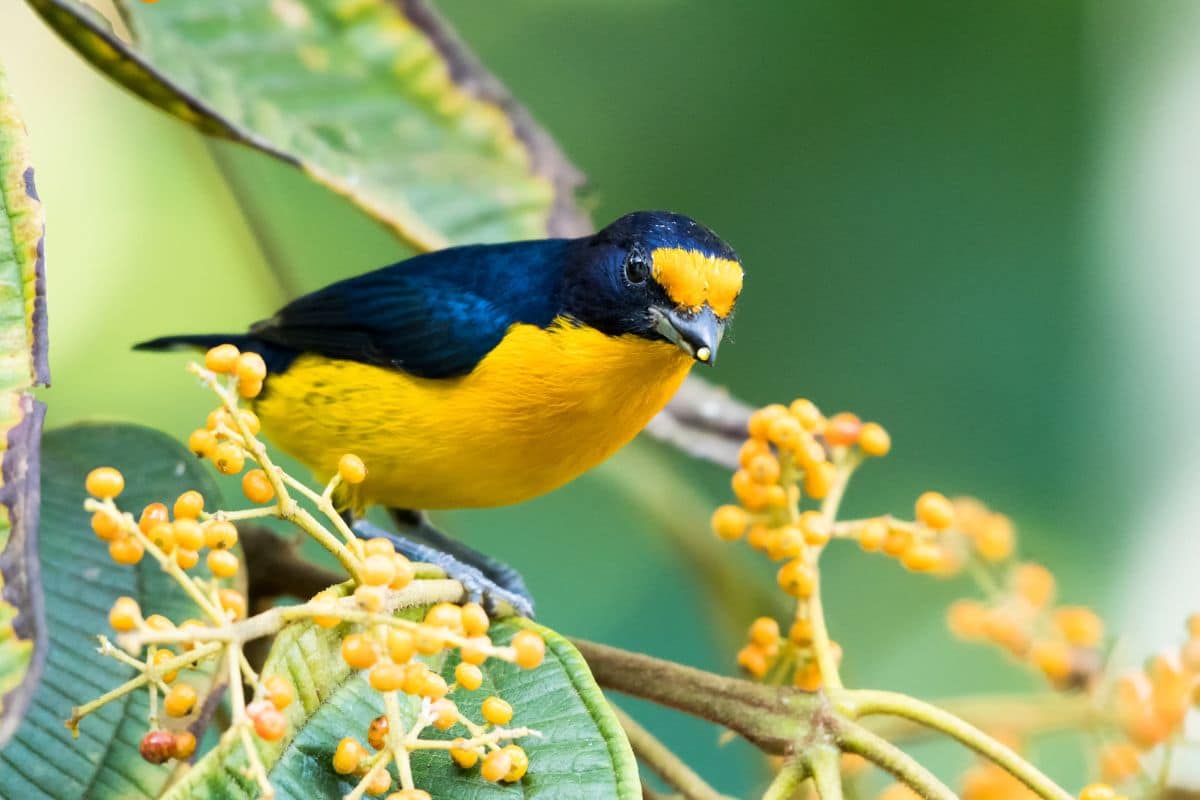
(137, 210), (743, 611)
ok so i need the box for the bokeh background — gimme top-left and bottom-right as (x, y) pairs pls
(2, 0), (1199, 793)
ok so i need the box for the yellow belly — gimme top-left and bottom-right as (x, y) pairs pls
(253, 320), (693, 509)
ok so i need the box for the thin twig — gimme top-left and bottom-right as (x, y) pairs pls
(835, 721), (954, 800)
(612, 704), (730, 800)
(805, 744), (843, 800)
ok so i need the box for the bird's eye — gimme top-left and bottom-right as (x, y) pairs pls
(624, 249), (650, 285)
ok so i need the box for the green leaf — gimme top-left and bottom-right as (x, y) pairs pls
(0, 423), (227, 799)
(26, 0), (590, 250)
(0, 59), (49, 745)
(165, 617), (639, 799)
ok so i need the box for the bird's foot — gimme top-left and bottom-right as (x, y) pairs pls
(352, 519), (535, 619)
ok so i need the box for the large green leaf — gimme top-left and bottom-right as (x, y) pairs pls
(0, 424), (227, 799)
(0, 60), (49, 745)
(26, 0), (590, 250)
(165, 617), (639, 799)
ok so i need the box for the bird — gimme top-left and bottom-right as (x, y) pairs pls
(137, 210), (743, 612)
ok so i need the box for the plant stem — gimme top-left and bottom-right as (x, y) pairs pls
(612, 704), (730, 800)
(573, 639), (817, 753)
(841, 690), (1072, 800)
(806, 744), (844, 800)
(835, 721), (954, 800)
(862, 692), (1100, 743)
(762, 759), (807, 800)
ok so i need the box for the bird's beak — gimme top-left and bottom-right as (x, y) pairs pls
(651, 305), (725, 365)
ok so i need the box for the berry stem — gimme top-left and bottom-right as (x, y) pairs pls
(806, 454), (858, 690)
(803, 744), (844, 799)
(840, 689), (1073, 800)
(612, 703), (731, 800)
(835, 720), (955, 800)
(384, 690), (413, 790)
(761, 758), (808, 800)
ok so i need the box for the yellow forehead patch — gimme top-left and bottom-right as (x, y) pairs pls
(650, 248), (743, 317)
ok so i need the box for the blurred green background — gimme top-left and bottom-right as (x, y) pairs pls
(3, 0), (1199, 794)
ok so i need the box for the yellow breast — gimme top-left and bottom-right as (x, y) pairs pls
(253, 319), (693, 510)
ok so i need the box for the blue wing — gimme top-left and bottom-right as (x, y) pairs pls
(249, 239), (572, 378)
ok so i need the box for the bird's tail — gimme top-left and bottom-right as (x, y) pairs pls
(134, 334), (293, 373)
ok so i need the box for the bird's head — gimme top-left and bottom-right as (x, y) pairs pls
(562, 211), (743, 365)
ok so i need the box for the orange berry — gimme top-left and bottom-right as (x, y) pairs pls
(164, 683), (198, 717)
(738, 438), (772, 468)
(1011, 562), (1056, 608)
(765, 484), (788, 508)
(415, 627), (444, 655)
(799, 510), (830, 546)
(789, 618), (813, 644)
(481, 749), (513, 782)
(767, 525), (804, 561)
(369, 661), (405, 692)
(858, 422), (891, 456)
(432, 698), (459, 730)
(794, 435), (826, 468)
(501, 744), (529, 781)
(236, 352), (267, 384)
(1054, 606), (1104, 647)
(238, 378), (263, 399)
(263, 675), (293, 710)
(1030, 639), (1072, 683)
(109, 596), (141, 632)
(311, 591), (341, 628)
(174, 548), (200, 570)
(203, 520), (238, 550)
(1098, 742), (1141, 784)
(766, 415), (804, 450)
(711, 504), (749, 541)
(237, 409), (261, 435)
(206, 409), (232, 431)
(212, 442), (245, 475)
(983, 607), (1030, 656)
(389, 554), (415, 590)
(173, 490), (204, 520)
(91, 511), (122, 542)
(387, 629), (415, 663)
(1188, 613), (1200, 638)
(736, 645), (768, 677)
(858, 518), (887, 552)
(1078, 784), (1117, 800)
(823, 412), (861, 446)
(460, 602), (489, 637)
(1180, 637), (1200, 672)
(946, 599), (988, 640)
(481, 696), (513, 726)
(400, 662), (432, 695)
(418, 672), (449, 701)
(455, 662), (483, 691)
(171, 731), (197, 760)
(109, 536), (145, 565)
(205, 344), (240, 373)
(882, 525), (912, 557)
(450, 739), (479, 768)
(151, 648), (179, 683)
(789, 398), (822, 430)
(512, 630), (545, 669)
(187, 428), (216, 457)
(900, 541), (941, 572)
(218, 588), (246, 620)
(777, 559), (816, 598)
(241, 469), (275, 504)
(803, 461), (835, 499)
(207, 549), (239, 578)
(174, 518), (204, 550)
(747, 453), (781, 485)
(363, 537), (395, 557)
(139, 502), (169, 535)
(360, 554), (396, 587)
(749, 616), (780, 647)
(338, 454), (367, 484)
(365, 770), (391, 795)
(424, 602), (463, 631)
(86, 467), (125, 499)
(341, 633), (378, 669)
(459, 637), (489, 665)
(353, 584), (383, 613)
(746, 523), (773, 551)
(367, 714), (389, 750)
(146, 522), (175, 553)
(974, 514), (1015, 562)
(793, 661), (822, 691)
(915, 491), (954, 529)
(747, 404), (788, 439)
(332, 737), (366, 774)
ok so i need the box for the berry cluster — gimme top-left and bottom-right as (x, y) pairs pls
(70, 346), (546, 799)
(1096, 614), (1200, 791)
